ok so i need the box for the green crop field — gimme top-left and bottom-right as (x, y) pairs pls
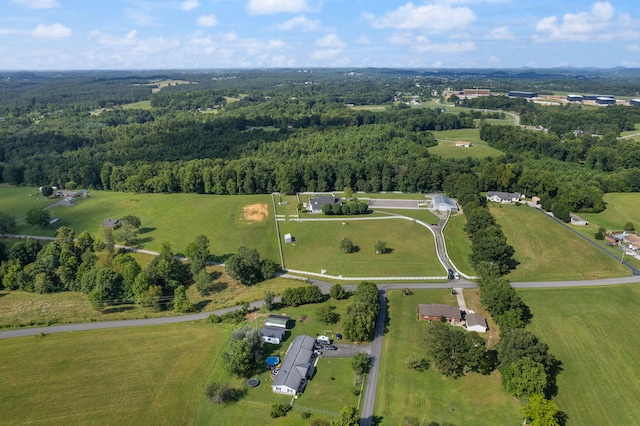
(279, 219), (444, 277)
(579, 192), (640, 231)
(490, 204), (630, 281)
(375, 290), (520, 425)
(443, 212), (475, 275)
(121, 100), (152, 110)
(519, 285), (640, 426)
(0, 322), (228, 425)
(12, 191), (278, 260)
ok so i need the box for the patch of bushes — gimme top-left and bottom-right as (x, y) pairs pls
(270, 403), (291, 418)
(281, 285), (323, 307)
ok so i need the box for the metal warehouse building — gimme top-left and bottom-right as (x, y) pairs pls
(567, 95), (583, 102)
(630, 99), (640, 106)
(583, 94), (614, 101)
(508, 91), (537, 98)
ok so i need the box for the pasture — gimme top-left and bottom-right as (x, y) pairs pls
(579, 192), (640, 231)
(428, 128), (504, 159)
(122, 100), (152, 110)
(490, 204), (630, 281)
(24, 192), (279, 261)
(372, 208), (440, 225)
(0, 322), (227, 425)
(0, 184), (58, 220)
(442, 212), (475, 275)
(519, 285), (640, 426)
(375, 290), (520, 425)
(279, 218), (443, 277)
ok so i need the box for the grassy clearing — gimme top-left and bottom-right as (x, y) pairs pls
(490, 204), (629, 281)
(579, 192), (640, 231)
(27, 192), (279, 261)
(0, 184), (59, 220)
(443, 212), (475, 275)
(375, 290), (520, 425)
(374, 209), (440, 225)
(428, 140), (504, 160)
(121, 100), (152, 110)
(279, 219), (443, 277)
(0, 322), (228, 425)
(519, 286), (640, 426)
(273, 194), (300, 216)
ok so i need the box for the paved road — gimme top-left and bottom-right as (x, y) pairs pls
(359, 290), (386, 426)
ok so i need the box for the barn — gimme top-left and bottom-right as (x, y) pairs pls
(432, 195), (458, 212)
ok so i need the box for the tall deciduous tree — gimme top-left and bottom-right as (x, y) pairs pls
(341, 237), (354, 254)
(502, 357), (548, 399)
(185, 234), (210, 275)
(25, 208), (51, 228)
(521, 394), (561, 426)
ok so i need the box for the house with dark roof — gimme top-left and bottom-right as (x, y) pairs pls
(308, 194), (341, 213)
(260, 325), (285, 344)
(418, 304), (462, 324)
(486, 191), (521, 203)
(272, 335), (317, 395)
(465, 312), (488, 333)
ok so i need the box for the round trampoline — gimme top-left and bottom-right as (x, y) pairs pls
(247, 378), (260, 388)
(266, 356), (280, 367)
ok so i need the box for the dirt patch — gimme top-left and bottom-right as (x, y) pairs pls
(242, 203), (269, 222)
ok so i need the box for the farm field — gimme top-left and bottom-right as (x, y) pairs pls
(375, 290), (520, 425)
(122, 100), (152, 110)
(519, 285), (640, 426)
(0, 184), (59, 219)
(0, 322), (227, 425)
(579, 192), (640, 231)
(443, 212), (475, 276)
(279, 218), (443, 277)
(18, 192), (279, 261)
(490, 204), (630, 281)
(428, 128), (504, 159)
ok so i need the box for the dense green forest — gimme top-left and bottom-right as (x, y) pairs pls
(2, 68), (640, 214)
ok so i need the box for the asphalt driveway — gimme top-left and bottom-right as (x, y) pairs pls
(318, 342), (371, 358)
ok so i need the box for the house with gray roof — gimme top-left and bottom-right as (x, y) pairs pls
(486, 191), (521, 203)
(308, 194), (341, 213)
(260, 325), (285, 344)
(272, 335), (317, 395)
(465, 312), (488, 333)
(418, 304), (462, 324)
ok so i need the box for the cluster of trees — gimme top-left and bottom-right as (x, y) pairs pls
(341, 281), (379, 342)
(222, 325), (264, 378)
(224, 246), (279, 285)
(424, 320), (488, 377)
(322, 201), (369, 215)
(477, 268), (531, 333)
(280, 284), (324, 307)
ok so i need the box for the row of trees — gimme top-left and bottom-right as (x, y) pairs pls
(341, 281), (380, 342)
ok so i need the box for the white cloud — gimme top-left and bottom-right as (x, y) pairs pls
(277, 15), (322, 31)
(534, 1), (639, 42)
(356, 36), (371, 44)
(89, 30), (138, 46)
(488, 55), (501, 63)
(388, 33), (475, 53)
(11, 0), (59, 9)
(626, 44), (640, 52)
(31, 23), (72, 39)
(178, 0), (199, 11)
(247, 0), (310, 15)
(311, 33), (345, 60)
(197, 14), (218, 27)
(125, 9), (159, 27)
(371, 2), (476, 33)
(486, 26), (514, 40)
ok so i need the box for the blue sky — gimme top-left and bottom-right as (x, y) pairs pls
(1, 0), (639, 70)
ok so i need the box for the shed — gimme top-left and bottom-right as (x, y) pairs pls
(265, 314), (290, 329)
(465, 312), (488, 333)
(260, 325), (285, 344)
(418, 304), (462, 324)
(432, 194), (458, 212)
(570, 214), (588, 226)
(272, 335), (317, 395)
(284, 233), (293, 243)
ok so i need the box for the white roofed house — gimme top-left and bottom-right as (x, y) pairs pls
(307, 194), (341, 213)
(486, 191), (521, 203)
(432, 195), (458, 212)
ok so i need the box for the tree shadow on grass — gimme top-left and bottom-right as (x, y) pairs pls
(212, 253), (234, 264)
(211, 281), (228, 292)
(137, 227), (156, 234)
(102, 305), (135, 314)
(194, 299), (212, 311)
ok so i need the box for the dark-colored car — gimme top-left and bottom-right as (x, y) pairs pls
(324, 345), (338, 350)
(335, 333), (342, 340)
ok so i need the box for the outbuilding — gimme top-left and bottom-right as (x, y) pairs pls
(432, 194), (458, 212)
(265, 314), (290, 329)
(260, 325), (285, 344)
(570, 214), (588, 226)
(508, 91), (537, 98)
(284, 233), (293, 243)
(465, 312), (488, 333)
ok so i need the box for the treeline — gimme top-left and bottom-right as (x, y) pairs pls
(342, 281), (379, 342)
(457, 95), (536, 115)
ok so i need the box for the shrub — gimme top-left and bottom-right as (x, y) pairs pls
(270, 403), (291, 418)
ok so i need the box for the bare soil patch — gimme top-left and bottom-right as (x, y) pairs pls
(242, 203), (269, 222)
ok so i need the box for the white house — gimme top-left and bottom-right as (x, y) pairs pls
(455, 141), (472, 148)
(486, 191), (521, 203)
(272, 335), (317, 395)
(260, 326), (285, 344)
(570, 214), (588, 226)
(308, 194), (341, 213)
(465, 312), (488, 333)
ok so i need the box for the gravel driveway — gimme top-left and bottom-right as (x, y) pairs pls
(318, 343), (371, 358)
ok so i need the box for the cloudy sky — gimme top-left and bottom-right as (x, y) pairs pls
(1, 0), (639, 70)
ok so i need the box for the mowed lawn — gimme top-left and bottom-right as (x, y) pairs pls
(490, 204), (630, 281)
(375, 290), (520, 425)
(580, 192), (640, 231)
(30, 192), (279, 260)
(279, 219), (443, 277)
(428, 129), (504, 159)
(519, 286), (640, 426)
(443, 212), (475, 276)
(0, 322), (229, 425)
(0, 184), (59, 219)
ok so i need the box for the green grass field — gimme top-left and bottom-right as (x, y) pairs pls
(519, 285), (640, 426)
(490, 204), (630, 281)
(0, 184), (59, 219)
(443, 212), (475, 275)
(18, 192), (279, 261)
(375, 290), (520, 425)
(0, 322), (228, 425)
(279, 219), (444, 277)
(373, 209), (440, 225)
(579, 192), (640, 231)
(428, 128), (504, 159)
(121, 100), (152, 110)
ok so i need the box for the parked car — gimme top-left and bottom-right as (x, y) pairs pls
(335, 333), (342, 340)
(324, 345), (337, 350)
(317, 335), (332, 345)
